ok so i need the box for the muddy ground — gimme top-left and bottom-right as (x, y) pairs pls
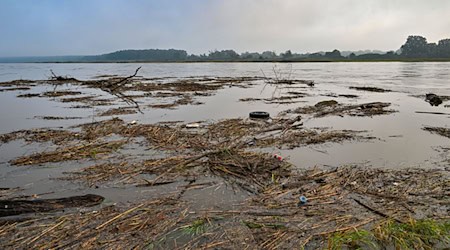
(0, 70), (448, 249)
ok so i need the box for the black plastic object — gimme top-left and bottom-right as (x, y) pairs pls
(249, 111), (270, 119)
(425, 93), (443, 106)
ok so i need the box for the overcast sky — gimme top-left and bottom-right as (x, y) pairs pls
(1, 0), (450, 57)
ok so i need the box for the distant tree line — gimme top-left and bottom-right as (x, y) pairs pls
(82, 48), (391, 62)
(81, 35), (450, 62)
(400, 35), (450, 58)
(2, 35), (449, 63)
(83, 49), (188, 62)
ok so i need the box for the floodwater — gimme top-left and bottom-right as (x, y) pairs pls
(0, 62), (449, 203)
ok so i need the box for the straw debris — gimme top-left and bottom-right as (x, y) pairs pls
(423, 126), (450, 139)
(10, 140), (125, 166)
(0, 129), (78, 144)
(1, 72), (267, 111)
(287, 100), (396, 117)
(0, 196), (185, 249)
(2, 71), (447, 249)
(98, 107), (138, 116)
(350, 86), (392, 92)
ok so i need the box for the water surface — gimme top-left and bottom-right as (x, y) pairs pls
(0, 62), (449, 202)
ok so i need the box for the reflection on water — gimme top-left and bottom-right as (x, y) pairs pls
(399, 62), (425, 78)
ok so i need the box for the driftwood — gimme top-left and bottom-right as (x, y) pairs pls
(0, 194), (104, 217)
(48, 67), (143, 112)
(49, 70), (79, 82)
(352, 197), (403, 223)
(349, 86), (391, 92)
(108, 66), (142, 91)
(416, 111), (450, 116)
(103, 67), (143, 113)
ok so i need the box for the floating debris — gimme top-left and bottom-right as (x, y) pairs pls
(286, 101), (396, 117)
(3, 165), (447, 249)
(10, 140), (125, 166)
(240, 92), (308, 104)
(423, 93), (450, 106)
(0, 194), (104, 217)
(0, 87), (31, 92)
(423, 126), (450, 138)
(98, 107), (138, 116)
(0, 129), (78, 144)
(185, 123), (201, 129)
(349, 86), (392, 92)
(1, 70), (448, 249)
(33, 116), (83, 120)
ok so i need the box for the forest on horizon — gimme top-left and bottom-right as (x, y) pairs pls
(2, 35), (450, 63)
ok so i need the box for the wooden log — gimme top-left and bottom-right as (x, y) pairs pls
(352, 197), (403, 223)
(0, 194), (104, 217)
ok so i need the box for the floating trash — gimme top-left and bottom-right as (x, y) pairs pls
(186, 123), (201, 128)
(298, 196), (308, 206)
(273, 154), (283, 161)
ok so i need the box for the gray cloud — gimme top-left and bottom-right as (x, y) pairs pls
(184, 0), (450, 53)
(1, 0), (449, 56)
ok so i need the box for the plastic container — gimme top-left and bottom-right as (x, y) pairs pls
(298, 196), (308, 206)
(273, 154), (283, 161)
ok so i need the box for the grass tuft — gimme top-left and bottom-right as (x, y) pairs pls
(181, 219), (207, 236)
(373, 218), (450, 250)
(328, 229), (378, 250)
(327, 219), (449, 250)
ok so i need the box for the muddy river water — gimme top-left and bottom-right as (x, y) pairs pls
(0, 62), (449, 204)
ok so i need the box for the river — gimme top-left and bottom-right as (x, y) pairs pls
(0, 62), (449, 202)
